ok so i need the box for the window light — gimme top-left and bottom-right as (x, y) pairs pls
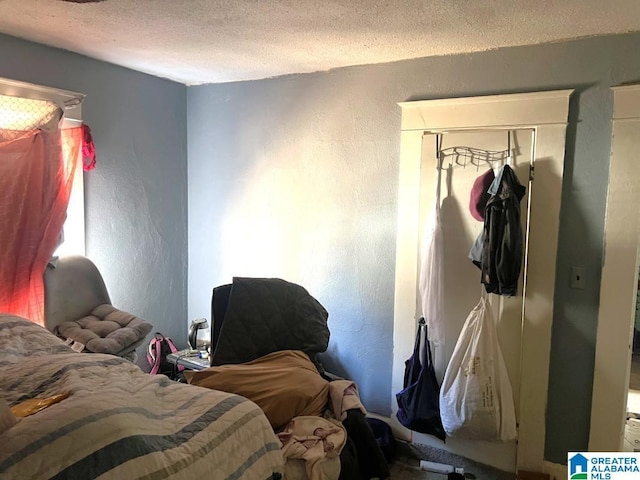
(0, 94), (61, 135)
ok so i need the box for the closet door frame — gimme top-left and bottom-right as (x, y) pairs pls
(589, 84), (640, 451)
(392, 89), (573, 473)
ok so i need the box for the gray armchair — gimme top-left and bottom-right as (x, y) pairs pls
(43, 255), (152, 360)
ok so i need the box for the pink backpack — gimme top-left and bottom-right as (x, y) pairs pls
(147, 333), (184, 376)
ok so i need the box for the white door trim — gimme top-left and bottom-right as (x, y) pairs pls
(392, 89), (573, 472)
(589, 84), (640, 451)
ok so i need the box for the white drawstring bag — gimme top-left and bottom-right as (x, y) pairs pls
(419, 201), (444, 346)
(419, 137), (445, 346)
(439, 295), (517, 441)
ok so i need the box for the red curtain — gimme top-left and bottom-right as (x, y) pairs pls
(0, 127), (82, 325)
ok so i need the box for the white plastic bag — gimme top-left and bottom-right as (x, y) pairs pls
(439, 295), (517, 441)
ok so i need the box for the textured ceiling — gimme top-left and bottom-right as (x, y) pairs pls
(0, 0), (639, 85)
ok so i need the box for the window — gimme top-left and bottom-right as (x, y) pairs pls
(54, 120), (85, 256)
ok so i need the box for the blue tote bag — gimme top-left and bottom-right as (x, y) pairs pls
(395, 319), (446, 441)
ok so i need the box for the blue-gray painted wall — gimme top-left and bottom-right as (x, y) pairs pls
(187, 33), (640, 464)
(0, 33), (189, 359)
(2, 30), (640, 464)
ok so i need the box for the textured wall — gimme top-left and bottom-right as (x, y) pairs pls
(0, 33), (189, 360)
(187, 76), (398, 413)
(188, 32), (640, 462)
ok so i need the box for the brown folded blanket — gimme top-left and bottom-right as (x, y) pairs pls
(186, 350), (330, 430)
(55, 304), (152, 355)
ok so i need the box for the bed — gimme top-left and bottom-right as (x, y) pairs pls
(0, 314), (284, 480)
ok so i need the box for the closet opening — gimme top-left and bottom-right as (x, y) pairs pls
(393, 90), (572, 475)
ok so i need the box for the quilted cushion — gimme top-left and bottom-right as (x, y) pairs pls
(211, 277), (330, 366)
(55, 304), (153, 354)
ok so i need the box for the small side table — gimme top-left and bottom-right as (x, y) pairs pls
(166, 349), (210, 371)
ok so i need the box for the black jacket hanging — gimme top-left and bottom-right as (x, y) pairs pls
(480, 164), (526, 296)
(395, 320), (446, 441)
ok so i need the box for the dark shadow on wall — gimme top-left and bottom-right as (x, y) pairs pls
(404, 83), (596, 106)
(544, 85), (612, 464)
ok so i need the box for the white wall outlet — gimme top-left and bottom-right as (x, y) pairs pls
(571, 266), (586, 289)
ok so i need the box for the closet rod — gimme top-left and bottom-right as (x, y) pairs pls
(0, 76), (85, 109)
(438, 145), (509, 157)
(423, 126), (535, 135)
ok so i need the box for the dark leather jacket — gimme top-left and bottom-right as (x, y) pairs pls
(481, 165), (526, 296)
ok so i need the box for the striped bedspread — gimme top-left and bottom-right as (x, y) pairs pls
(0, 315), (284, 480)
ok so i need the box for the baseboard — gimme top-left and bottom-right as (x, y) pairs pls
(542, 461), (567, 480)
